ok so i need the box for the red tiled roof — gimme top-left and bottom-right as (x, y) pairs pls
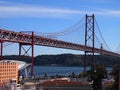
(40, 81), (84, 87)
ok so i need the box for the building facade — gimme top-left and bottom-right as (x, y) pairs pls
(0, 61), (18, 83)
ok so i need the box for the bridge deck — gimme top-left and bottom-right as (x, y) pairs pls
(0, 29), (120, 57)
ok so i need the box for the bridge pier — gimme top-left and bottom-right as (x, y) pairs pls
(19, 32), (34, 76)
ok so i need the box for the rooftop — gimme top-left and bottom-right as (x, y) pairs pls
(0, 60), (31, 70)
(40, 80), (84, 87)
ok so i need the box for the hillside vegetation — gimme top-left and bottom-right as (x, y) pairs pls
(3, 54), (120, 66)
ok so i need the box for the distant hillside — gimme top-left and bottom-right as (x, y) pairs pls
(2, 54), (120, 66)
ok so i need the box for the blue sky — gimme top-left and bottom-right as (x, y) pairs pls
(0, 0), (120, 56)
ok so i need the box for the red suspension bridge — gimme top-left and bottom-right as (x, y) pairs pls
(0, 14), (120, 75)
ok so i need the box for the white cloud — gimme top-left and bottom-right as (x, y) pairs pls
(0, 1), (84, 18)
(95, 9), (120, 16)
(0, 1), (120, 18)
(0, 6), (81, 18)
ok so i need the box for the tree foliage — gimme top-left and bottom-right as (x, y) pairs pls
(87, 64), (107, 90)
(108, 65), (119, 90)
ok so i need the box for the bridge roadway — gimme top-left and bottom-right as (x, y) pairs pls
(0, 29), (120, 57)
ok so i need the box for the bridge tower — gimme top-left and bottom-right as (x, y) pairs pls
(19, 32), (34, 76)
(84, 14), (95, 71)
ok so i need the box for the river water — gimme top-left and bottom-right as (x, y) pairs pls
(34, 66), (112, 77)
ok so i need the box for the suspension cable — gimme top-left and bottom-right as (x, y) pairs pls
(95, 34), (101, 46)
(35, 16), (85, 37)
(95, 18), (112, 51)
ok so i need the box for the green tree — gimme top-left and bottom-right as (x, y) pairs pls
(44, 73), (48, 79)
(79, 71), (88, 78)
(71, 72), (76, 78)
(88, 64), (107, 90)
(109, 65), (119, 90)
